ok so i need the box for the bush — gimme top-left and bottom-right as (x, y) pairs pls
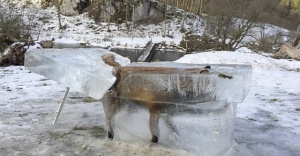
(247, 27), (291, 53)
(0, 5), (25, 39)
(179, 34), (216, 52)
(87, 1), (104, 23)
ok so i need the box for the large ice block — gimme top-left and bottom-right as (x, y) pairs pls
(25, 48), (130, 99)
(117, 62), (252, 103)
(103, 62), (252, 155)
(109, 100), (237, 156)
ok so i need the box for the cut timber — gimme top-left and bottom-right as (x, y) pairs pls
(138, 42), (157, 62)
(40, 39), (55, 48)
(279, 43), (300, 61)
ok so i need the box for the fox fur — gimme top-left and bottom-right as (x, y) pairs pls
(101, 54), (209, 143)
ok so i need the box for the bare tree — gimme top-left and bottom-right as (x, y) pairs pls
(56, 0), (62, 29)
(293, 24), (300, 46)
(125, 0), (129, 32)
(203, 0), (270, 51)
(107, 0), (112, 32)
(131, 0), (136, 40)
(163, 0), (167, 37)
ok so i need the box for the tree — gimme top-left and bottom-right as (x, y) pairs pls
(131, 0), (138, 40)
(203, 0), (271, 51)
(108, 0), (112, 32)
(163, 0), (167, 37)
(56, 0), (62, 29)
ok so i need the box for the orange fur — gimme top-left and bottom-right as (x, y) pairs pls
(101, 54), (208, 143)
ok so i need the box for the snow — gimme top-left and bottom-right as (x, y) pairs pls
(1, 0), (300, 155)
(177, 51), (300, 156)
(1, 52), (300, 156)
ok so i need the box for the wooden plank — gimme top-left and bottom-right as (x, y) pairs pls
(137, 42), (157, 62)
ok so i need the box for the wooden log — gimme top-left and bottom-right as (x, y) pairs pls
(137, 42), (157, 62)
(278, 43), (300, 61)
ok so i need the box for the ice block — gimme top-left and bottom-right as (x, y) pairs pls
(25, 48), (130, 99)
(103, 62), (252, 155)
(109, 100), (237, 156)
(117, 62), (252, 103)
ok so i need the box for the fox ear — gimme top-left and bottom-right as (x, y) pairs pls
(101, 54), (121, 67)
(101, 54), (114, 63)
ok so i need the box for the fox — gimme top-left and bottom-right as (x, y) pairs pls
(101, 54), (210, 143)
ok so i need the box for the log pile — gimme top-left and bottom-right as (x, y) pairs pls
(272, 42), (300, 60)
(0, 43), (27, 66)
(0, 34), (36, 67)
(273, 25), (300, 61)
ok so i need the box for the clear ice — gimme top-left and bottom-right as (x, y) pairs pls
(25, 49), (252, 156)
(112, 101), (236, 156)
(118, 62), (252, 103)
(25, 48), (130, 99)
(104, 62), (252, 156)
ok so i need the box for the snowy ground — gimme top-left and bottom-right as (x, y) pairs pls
(1, 1), (300, 155)
(1, 51), (300, 156)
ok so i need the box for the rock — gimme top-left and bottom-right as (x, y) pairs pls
(41, 0), (90, 16)
(60, 0), (79, 16)
(75, 0), (90, 14)
(88, 0), (163, 24)
(134, 0), (164, 23)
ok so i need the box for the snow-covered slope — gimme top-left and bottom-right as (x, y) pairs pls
(0, 0), (204, 49)
(1, 0), (300, 155)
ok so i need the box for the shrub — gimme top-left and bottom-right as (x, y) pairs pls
(0, 5), (25, 39)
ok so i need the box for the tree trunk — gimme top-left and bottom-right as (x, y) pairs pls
(163, 0), (167, 37)
(199, 0), (203, 14)
(125, 0), (129, 32)
(108, 0), (112, 32)
(131, 1), (135, 40)
(56, 0), (62, 29)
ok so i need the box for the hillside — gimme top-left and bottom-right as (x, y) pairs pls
(0, 1), (300, 156)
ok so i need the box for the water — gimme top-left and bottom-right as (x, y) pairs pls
(151, 49), (186, 62)
(111, 47), (186, 62)
(52, 43), (186, 62)
(110, 47), (144, 62)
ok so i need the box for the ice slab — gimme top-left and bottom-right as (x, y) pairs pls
(25, 48), (130, 99)
(110, 100), (236, 156)
(118, 62), (252, 103)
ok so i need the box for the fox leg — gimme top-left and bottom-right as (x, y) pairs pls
(102, 90), (120, 140)
(149, 106), (161, 143)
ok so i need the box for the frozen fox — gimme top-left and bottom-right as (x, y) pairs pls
(101, 54), (209, 143)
